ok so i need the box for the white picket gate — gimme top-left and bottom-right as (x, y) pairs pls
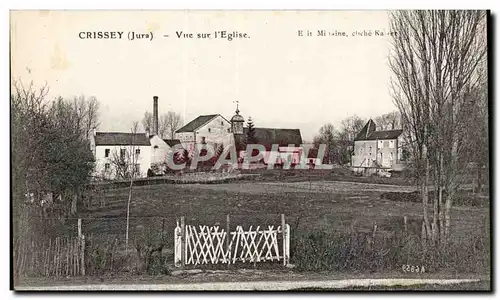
(174, 216), (290, 267)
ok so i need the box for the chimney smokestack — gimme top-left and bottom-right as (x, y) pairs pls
(153, 96), (159, 135)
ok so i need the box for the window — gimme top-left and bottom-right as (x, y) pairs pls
(104, 163), (110, 171)
(378, 140), (383, 149)
(120, 149), (126, 160)
(227, 128), (230, 133)
(135, 148), (141, 155)
(389, 140), (395, 149)
(390, 152), (394, 160)
(104, 149), (110, 158)
(134, 164), (140, 174)
(154, 145), (159, 149)
(208, 128), (211, 133)
(221, 121), (224, 126)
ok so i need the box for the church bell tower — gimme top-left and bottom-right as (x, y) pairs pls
(230, 101), (244, 134)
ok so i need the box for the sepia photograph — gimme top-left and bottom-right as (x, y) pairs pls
(10, 9), (490, 291)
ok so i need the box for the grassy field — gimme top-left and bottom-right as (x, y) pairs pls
(77, 174), (489, 265)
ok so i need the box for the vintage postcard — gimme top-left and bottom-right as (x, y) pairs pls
(10, 10), (490, 291)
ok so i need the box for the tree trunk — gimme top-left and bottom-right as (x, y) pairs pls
(125, 178), (133, 252)
(421, 145), (432, 240)
(438, 154), (445, 243)
(476, 163), (482, 194)
(432, 157), (439, 243)
(444, 140), (459, 240)
(70, 193), (78, 215)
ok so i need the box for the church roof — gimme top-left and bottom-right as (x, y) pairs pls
(95, 132), (151, 146)
(231, 113), (245, 122)
(176, 114), (231, 133)
(234, 127), (303, 150)
(354, 119), (402, 141)
(176, 115), (218, 133)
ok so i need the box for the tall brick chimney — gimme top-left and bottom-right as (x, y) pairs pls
(153, 96), (159, 135)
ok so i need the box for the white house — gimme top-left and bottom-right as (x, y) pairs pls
(92, 95), (184, 179)
(93, 132), (152, 180)
(351, 119), (404, 172)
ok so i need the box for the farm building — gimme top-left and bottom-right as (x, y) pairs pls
(351, 119), (404, 173)
(91, 96), (184, 179)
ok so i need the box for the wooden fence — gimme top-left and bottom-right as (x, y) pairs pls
(14, 219), (86, 278)
(15, 235), (85, 278)
(174, 214), (290, 267)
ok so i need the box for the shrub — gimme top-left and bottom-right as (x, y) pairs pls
(290, 227), (489, 274)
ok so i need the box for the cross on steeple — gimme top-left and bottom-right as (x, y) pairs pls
(233, 100), (240, 114)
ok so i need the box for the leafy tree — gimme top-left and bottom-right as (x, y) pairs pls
(11, 80), (98, 219)
(246, 117), (257, 144)
(245, 117), (260, 157)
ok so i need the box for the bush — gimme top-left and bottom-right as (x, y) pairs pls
(290, 228), (489, 274)
(134, 228), (169, 275)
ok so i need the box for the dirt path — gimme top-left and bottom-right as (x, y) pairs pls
(17, 278), (484, 291)
(176, 180), (418, 194)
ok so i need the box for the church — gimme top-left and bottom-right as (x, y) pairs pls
(175, 103), (304, 166)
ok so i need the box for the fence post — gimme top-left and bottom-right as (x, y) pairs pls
(81, 235), (85, 276)
(181, 216), (185, 268)
(285, 224), (290, 265)
(78, 218), (82, 238)
(78, 218), (85, 276)
(281, 214), (286, 266)
(174, 219), (182, 267)
(226, 214), (230, 264)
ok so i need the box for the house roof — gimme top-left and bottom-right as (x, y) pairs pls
(176, 114), (230, 133)
(365, 130), (403, 140)
(234, 127), (303, 150)
(163, 139), (182, 147)
(95, 132), (151, 146)
(354, 119), (377, 141)
(354, 120), (402, 141)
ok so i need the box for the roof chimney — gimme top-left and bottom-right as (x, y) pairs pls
(153, 96), (159, 135)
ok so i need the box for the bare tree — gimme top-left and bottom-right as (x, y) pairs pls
(84, 96), (100, 140)
(165, 111), (183, 139)
(141, 111), (154, 132)
(109, 123), (142, 180)
(389, 10), (487, 244)
(313, 123), (336, 164)
(106, 121), (141, 252)
(158, 114), (169, 138)
(143, 110), (182, 138)
(374, 111), (401, 130)
(337, 115), (366, 165)
(68, 95), (100, 141)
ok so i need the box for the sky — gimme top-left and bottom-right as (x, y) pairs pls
(10, 10), (398, 141)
